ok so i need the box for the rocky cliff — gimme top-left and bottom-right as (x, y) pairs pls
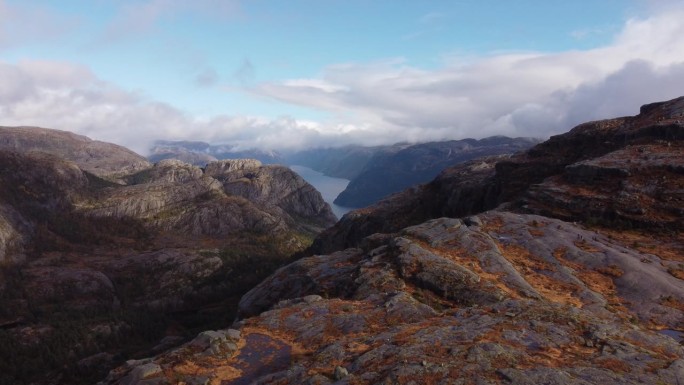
(0, 128), (336, 385)
(101, 97), (684, 385)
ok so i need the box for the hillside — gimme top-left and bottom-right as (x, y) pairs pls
(283, 145), (382, 180)
(0, 128), (336, 385)
(334, 137), (539, 208)
(101, 97), (684, 385)
(0, 126), (151, 182)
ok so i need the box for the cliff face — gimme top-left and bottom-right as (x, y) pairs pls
(101, 97), (684, 385)
(0, 128), (336, 384)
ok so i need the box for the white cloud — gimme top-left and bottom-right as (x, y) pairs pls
(252, 6), (684, 141)
(2, 4), (684, 156)
(0, 60), (362, 154)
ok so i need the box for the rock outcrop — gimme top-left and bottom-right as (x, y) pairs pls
(313, 96), (684, 254)
(0, 127), (337, 385)
(100, 96), (684, 385)
(149, 140), (284, 165)
(103, 213), (684, 385)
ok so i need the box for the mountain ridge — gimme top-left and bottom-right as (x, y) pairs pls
(0, 128), (337, 384)
(100, 96), (684, 385)
(333, 136), (540, 207)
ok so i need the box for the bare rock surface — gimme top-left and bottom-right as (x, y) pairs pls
(100, 97), (684, 385)
(0, 128), (337, 384)
(103, 212), (684, 385)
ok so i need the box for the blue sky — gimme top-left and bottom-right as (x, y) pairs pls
(1, 0), (684, 153)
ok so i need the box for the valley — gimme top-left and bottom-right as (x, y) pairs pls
(288, 165), (354, 219)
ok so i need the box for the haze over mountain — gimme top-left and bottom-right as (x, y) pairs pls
(333, 137), (540, 207)
(146, 136), (540, 210)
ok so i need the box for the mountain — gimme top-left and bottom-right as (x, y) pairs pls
(101, 97), (684, 385)
(150, 137), (539, 210)
(313, 98), (684, 253)
(149, 140), (283, 166)
(0, 128), (336, 384)
(333, 136), (540, 208)
(282, 145), (382, 180)
(0, 126), (151, 182)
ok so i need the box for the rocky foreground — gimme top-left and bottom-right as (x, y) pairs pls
(101, 97), (684, 384)
(0, 127), (336, 384)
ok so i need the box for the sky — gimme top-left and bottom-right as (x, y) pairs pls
(1, 0), (684, 154)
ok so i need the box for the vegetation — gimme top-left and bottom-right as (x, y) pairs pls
(0, 229), (310, 385)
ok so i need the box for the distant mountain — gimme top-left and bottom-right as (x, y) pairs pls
(333, 136), (540, 208)
(102, 96), (684, 385)
(282, 145), (383, 180)
(0, 128), (336, 384)
(149, 140), (283, 165)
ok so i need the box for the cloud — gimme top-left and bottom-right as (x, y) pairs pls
(252, 6), (684, 142)
(2, 4), (684, 155)
(418, 12), (446, 24)
(0, 60), (359, 154)
(233, 59), (255, 85)
(194, 67), (220, 87)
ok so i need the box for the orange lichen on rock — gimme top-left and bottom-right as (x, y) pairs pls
(420, 241), (519, 299)
(498, 243), (583, 307)
(660, 295), (684, 311)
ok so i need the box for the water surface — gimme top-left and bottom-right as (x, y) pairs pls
(290, 165), (355, 219)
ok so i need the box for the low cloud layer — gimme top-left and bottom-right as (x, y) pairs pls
(255, 7), (684, 142)
(1, 4), (684, 155)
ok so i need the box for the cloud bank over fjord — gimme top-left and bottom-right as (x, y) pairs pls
(254, 7), (684, 141)
(1, 4), (684, 154)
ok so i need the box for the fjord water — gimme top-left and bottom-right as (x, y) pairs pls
(290, 165), (354, 219)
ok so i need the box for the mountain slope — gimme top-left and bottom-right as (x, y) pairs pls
(313, 97), (684, 253)
(101, 97), (684, 385)
(283, 145), (382, 180)
(104, 213), (684, 385)
(149, 140), (283, 165)
(334, 137), (539, 208)
(0, 128), (336, 385)
(0, 126), (151, 181)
